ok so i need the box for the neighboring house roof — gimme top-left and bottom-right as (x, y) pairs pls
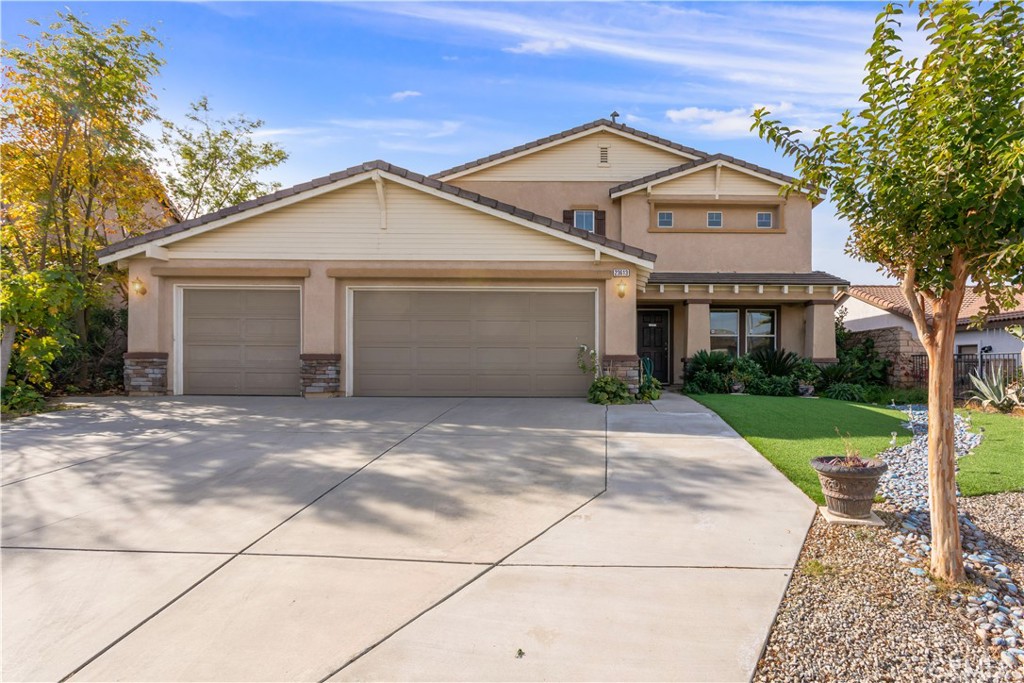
(842, 285), (1024, 328)
(650, 271), (849, 287)
(608, 153), (800, 198)
(96, 160), (657, 265)
(431, 118), (709, 180)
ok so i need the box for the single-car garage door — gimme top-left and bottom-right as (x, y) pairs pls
(353, 290), (595, 397)
(182, 288), (300, 395)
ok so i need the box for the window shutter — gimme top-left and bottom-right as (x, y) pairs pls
(562, 209), (574, 226)
(595, 210), (606, 236)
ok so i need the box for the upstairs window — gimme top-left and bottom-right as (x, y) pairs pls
(756, 211), (773, 229)
(574, 210), (595, 233)
(657, 211), (674, 228)
(707, 211), (723, 228)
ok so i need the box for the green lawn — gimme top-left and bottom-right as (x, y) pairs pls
(690, 394), (1023, 503)
(689, 394), (913, 504)
(956, 409), (1024, 496)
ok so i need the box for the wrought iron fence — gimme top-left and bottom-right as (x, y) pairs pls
(910, 353), (1022, 396)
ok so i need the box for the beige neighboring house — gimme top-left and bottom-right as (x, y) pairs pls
(97, 119), (848, 398)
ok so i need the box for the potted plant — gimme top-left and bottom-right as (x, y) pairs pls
(810, 431), (888, 520)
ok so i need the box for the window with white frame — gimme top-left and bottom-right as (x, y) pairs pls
(574, 210), (595, 232)
(657, 211), (673, 228)
(707, 211), (723, 228)
(710, 310), (739, 356)
(756, 211), (773, 229)
(746, 309), (777, 353)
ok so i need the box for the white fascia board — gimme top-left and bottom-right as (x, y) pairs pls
(437, 126), (701, 182)
(379, 172), (656, 270)
(611, 159), (798, 199)
(97, 173), (376, 265)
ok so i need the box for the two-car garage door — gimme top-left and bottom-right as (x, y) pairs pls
(180, 288), (595, 397)
(353, 290), (595, 397)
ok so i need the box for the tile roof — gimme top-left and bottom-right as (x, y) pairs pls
(649, 271), (849, 286)
(430, 118), (709, 179)
(98, 160), (657, 263)
(609, 153), (800, 197)
(844, 285), (1024, 327)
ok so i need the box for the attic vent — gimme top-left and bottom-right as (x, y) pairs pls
(599, 146), (609, 165)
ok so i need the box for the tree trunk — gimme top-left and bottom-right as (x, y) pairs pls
(74, 306), (90, 387)
(925, 303), (966, 583)
(1, 323), (16, 387)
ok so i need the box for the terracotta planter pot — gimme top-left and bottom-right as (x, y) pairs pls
(810, 456), (888, 519)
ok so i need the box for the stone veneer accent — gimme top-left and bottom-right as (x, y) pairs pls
(123, 352), (168, 395)
(603, 354), (640, 394)
(847, 327), (926, 388)
(300, 354), (342, 397)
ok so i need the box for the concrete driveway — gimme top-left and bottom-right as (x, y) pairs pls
(2, 393), (814, 682)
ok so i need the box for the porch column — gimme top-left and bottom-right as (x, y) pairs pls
(124, 259), (169, 395)
(602, 276), (639, 393)
(684, 300), (711, 358)
(805, 302), (837, 362)
(301, 265), (341, 397)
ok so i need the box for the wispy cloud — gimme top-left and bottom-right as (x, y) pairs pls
(665, 102), (840, 139)
(250, 126), (324, 139)
(327, 118), (462, 139)
(389, 90), (423, 102)
(503, 39), (569, 55)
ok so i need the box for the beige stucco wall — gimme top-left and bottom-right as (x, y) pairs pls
(125, 258), (638, 395)
(452, 180), (622, 239)
(621, 193), (812, 272)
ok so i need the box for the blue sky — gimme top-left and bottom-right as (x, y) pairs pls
(2, 1), (907, 283)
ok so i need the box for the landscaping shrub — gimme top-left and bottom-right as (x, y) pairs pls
(967, 368), (1023, 413)
(686, 368), (730, 394)
(729, 356), (766, 390)
(748, 347), (802, 377)
(861, 385), (928, 405)
(823, 382), (866, 402)
(685, 350), (734, 380)
(587, 376), (635, 405)
(815, 362), (854, 392)
(748, 374), (798, 396)
(1, 382), (47, 414)
(792, 358), (822, 386)
(636, 376), (663, 402)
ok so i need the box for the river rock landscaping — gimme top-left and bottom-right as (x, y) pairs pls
(755, 407), (1024, 682)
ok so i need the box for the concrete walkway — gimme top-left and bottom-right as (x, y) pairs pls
(2, 394), (814, 682)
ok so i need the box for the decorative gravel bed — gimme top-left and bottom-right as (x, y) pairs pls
(755, 408), (1023, 682)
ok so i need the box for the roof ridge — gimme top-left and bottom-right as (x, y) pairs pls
(430, 119), (709, 180)
(608, 153), (799, 196)
(98, 159), (657, 263)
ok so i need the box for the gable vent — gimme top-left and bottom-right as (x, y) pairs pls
(599, 146), (609, 165)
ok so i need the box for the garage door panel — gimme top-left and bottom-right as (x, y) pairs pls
(416, 320), (472, 340)
(183, 289), (300, 396)
(353, 290), (595, 397)
(186, 344), (244, 364)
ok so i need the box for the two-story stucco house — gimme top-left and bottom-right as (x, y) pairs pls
(98, 119), (848, 397)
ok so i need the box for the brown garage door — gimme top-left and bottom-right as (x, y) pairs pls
(353, 290), (595, 397)
(183, 288), (300, 395)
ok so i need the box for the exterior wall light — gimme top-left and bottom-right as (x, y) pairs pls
(131, 277), (148, 296)
(617, 280), (627, 299)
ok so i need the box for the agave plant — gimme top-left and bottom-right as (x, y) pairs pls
(967, 368), (1023, 413)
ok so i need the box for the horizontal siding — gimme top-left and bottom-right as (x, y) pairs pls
(651, 168), (716, 194)
(458, 132), (688, 182)
(650, 166), (784, 196)
(719, 167), (781, 195)
(168, 181), (594, 262)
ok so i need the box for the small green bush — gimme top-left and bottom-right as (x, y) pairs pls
(685, 350), (734, 380)
(636, 377), (663, 402)
(823, 382), (866, 402)
(748, 375), (798, 396)
(792, 358), (823, 385)
(861, 385), (928, 405)
(729, 356), (766, 389)
(687, 368), (729, 394)
(588, 376), (635, 405)
(1, 382), (47, 414)
(816, 363), (853, 391)
(748, 347), (802, 377)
